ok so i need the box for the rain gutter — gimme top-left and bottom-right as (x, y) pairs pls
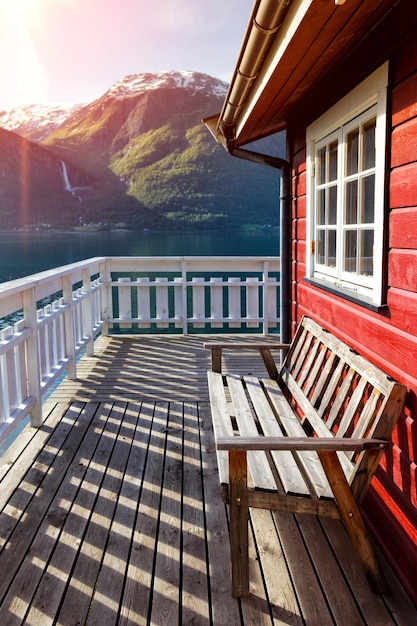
(219, 0), (292, 143)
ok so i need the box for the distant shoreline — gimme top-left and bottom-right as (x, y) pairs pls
(0, 226), (279, 236)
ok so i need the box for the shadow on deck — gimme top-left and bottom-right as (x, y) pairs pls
(0, 336), (415, 625)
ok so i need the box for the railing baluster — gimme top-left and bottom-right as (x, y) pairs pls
(23, 287), (42, 427)
(118, 277), (132, 329)
(228, 277), (242, 328)
(82, 268), (94, 356)
(137, 277), (151, 328)
(246, 277), (259, 328)
(210, 277), (223, 328)
(155, 277), (169, 328)
(14, 319), (27, 406)
(268, 276), (279, 330)
(192, 277), (205, 328)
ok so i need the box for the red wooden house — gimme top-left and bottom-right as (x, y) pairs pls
(204, 0), (417, 606)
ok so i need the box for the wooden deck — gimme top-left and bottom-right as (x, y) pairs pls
(0, 335), (415, 625)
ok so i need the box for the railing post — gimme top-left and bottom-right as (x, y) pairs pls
(262, 260), (270, 336)
(62, 274), (77, 380)
(101, 260), (111, 336)
(22, 287), (42, 427)
(181, 259), (188, 334)
(82, 268), (94, 356)
(173, 277), (183, 329)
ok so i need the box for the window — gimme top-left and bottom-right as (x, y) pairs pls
(306, 64), (388, 306)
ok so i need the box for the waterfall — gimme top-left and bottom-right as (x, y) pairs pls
(61, 160), (76, 195)
(61, 161), (82, 202)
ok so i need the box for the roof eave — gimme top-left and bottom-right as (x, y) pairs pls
(205, 0), (396, 148)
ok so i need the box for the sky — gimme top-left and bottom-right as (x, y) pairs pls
(0, 0), (255, 110)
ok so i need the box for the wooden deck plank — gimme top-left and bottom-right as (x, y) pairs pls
(0, 336), (414, 625)
(48, 334), (283, 403)
(250, 508), (303, 626)
(117, 402), (170, 626)
(149, 401), (184, 625)
(181, 402), (211, 625)
(198, 402), (244, 626)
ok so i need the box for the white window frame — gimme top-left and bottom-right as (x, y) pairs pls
(306, 63), (389, 306)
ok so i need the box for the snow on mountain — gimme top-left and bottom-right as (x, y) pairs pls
(106, 70), (228, 100)
(0, 71), (227, 141)
(0, 102), (85, 141)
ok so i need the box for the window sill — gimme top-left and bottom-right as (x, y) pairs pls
(303, 277), (387, 313)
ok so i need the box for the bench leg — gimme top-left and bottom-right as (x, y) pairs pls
(211, 347), (222, 373)
(318, 450), (389, 594)
(228, 450), (250, 597)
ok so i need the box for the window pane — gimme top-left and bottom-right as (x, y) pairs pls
(346, 128), (359, 175)
(328, 230), (337, 268)
(363, 174), (375, 223)
(345, 180), (358, 224)
(317, 230), (325, 264)
(329, 141), (338, 181)
(329, 185), (337, 224)
(363, 118), (376, 170)
(319, 147), (326, 184)
(317, 189), (326, 224)
(344, 231), (357, 273)
(361, 230), (374, 276)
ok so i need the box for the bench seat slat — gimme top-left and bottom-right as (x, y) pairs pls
(227, 375), (277, 492)
(243, 376), (309, 496)
(207, 371), (234, 486)
(262, 379), (334, 499)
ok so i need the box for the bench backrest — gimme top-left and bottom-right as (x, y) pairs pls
(278, 316), (407, 502)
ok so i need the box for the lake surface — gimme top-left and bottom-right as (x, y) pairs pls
(0, 230), (280, 283)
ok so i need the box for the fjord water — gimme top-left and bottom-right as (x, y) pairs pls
(0, 230), (279, 283)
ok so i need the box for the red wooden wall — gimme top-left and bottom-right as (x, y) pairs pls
(288, 35), (417, 605)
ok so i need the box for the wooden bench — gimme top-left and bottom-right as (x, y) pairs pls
(204, 316), (407, 598)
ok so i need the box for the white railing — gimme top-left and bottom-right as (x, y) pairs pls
(0, 255), (280, 444)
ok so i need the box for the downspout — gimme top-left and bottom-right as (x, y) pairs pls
(227, 146), (291, 344)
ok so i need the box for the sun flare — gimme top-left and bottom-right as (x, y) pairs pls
(0, 0), (48, 107)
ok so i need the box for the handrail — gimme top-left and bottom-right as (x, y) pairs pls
(0, 255), (280, 445)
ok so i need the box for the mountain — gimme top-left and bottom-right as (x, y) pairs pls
(0, 71), (285, 232)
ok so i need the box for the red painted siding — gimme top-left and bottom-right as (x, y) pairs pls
(390, 208), (417, 249)
(390, 162), (417, 208)
(287, 29), (417, 605)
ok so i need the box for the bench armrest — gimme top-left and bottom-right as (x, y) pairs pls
(203, 342), (290, 349)
(216, 436), (387, 452)
(203, 342), (290, 378)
